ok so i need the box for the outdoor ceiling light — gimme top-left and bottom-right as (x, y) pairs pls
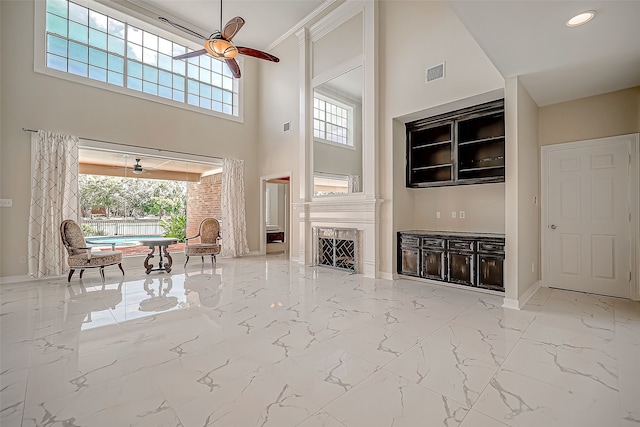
(566, 11), (596, 27)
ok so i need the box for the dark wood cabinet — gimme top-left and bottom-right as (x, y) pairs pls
(447, 239), (475, 286)
(398, 234), (420, 277)
(476, 241), (505, 291)
(421, 237), (447, 281)
(406, 100), (505, 188)
(397, 231), (505, 292)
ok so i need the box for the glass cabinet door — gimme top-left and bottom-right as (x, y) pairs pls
(448, 252), (474, 286)
(477, 254), (504, 291)
(422, 249), (446, 281)
(400, 248), (420, 277)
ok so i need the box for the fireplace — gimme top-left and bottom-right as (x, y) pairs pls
(313, 227), (358, 273)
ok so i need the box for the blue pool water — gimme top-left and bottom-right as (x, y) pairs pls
(86, 235), (163, 246)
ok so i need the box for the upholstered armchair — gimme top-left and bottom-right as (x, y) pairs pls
(184, 218), (221, 268)
(60, 219), (125, 282)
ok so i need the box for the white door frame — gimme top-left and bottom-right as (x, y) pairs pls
(259, 172), (293, 255)
(541, 133), (640, 300)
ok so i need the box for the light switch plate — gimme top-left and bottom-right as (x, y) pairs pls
(451, 211), (456, 219)
(436, 211), (441, 219)
(0, 199), (13, 208)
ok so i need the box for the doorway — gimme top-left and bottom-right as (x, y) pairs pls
(541, 134), (638, 298)
(260, 174), (291, 255)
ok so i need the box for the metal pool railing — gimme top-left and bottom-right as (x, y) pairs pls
(82, 218), (163, 236)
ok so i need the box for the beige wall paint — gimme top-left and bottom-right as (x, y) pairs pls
(504, 77), (540, 303)
(0, 1), (262, 277)
(411, 184), (505, 233)
(539, 86), (640, 146)
(257, 35), (301, 256)
(380, 0), (504, 274)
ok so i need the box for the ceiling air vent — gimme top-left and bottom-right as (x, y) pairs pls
(426, 62), (445, 83)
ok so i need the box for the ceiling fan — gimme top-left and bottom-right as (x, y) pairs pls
(132, 158), (144, 174)
(158, 0), (279, 79)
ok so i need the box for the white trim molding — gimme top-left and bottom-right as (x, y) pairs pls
(502, 280), (542, 310)
(297, 0), (379, 278)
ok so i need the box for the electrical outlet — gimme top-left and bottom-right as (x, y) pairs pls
(533, 196), (538, 205)
(20, 256), (26, 264)
(459, 211), (465, 219)
(451, 211), (456, 219)
(436, 211), (441, 219)
(0, 199), (12, 208)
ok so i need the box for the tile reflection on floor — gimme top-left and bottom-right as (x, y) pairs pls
(1, 254), (639, 426)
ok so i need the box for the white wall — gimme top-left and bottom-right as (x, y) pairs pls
(381, 0), (505, 274)
(504, 77), (540, 303)
(0, 1), (262, 277)
(256, 33), (301, 258)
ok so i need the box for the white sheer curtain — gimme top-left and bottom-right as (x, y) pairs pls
(221, 158), (249, 257)
(28, 131), (80, 278)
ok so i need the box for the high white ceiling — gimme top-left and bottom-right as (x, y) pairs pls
(125, 0), (326, 52)
(119, 0), (639, 107)
(447, 1), (640, 106)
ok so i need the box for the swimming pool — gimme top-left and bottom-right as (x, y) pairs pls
(86, 235), (164, 246)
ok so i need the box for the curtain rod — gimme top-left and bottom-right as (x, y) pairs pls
(21, 128), (223, 161)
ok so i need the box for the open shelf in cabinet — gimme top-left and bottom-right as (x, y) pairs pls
(406, 99), (505, 187)
(410, 164), (452, 183)
(457, 112), (505, 144)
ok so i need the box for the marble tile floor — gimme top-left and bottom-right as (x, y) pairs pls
(1, 254), (639, 427)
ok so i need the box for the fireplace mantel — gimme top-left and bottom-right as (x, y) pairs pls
(292, 197), (381, 278)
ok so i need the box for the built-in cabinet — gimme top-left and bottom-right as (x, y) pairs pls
(398, 231), (505, 292)
(406, 99), (505, 187)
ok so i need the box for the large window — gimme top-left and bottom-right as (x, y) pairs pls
(43, 0), (239, 117)
(313, 94), (353, 147)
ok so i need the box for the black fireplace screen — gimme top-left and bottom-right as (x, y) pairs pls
(314, 227), (358, 273)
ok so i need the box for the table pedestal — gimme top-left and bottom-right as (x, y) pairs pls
(138, 238), (178, 274)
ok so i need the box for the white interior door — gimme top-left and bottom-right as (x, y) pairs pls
(544, 137), (632, 298)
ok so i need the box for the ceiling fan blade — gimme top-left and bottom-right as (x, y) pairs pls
(236, 47), (280, 63)
(222, 16), (245, 41)
(159, 17), (208, 40)
(173, 49), (207, 60)
(225, 58), (241, 78)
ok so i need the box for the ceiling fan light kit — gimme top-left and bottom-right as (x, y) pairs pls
(205, 38), (238, 58)
(159, 0), (279, 78)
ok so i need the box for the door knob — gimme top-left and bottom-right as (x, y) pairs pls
(550, 224), (557, 230)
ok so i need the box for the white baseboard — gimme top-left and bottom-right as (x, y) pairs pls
(502, 280), (541, 310)
(502, 298), (520, 310)
(519, 280), (542, 308)
(378, 271), (394, 281)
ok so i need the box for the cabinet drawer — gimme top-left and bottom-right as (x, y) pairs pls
(400, 235), (420, 247)
(421, 237), (445, 248)
(477, 242), (504, 253)
(448, 240), (474, 252)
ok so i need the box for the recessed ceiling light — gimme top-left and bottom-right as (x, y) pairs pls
(566, 11), (596, 27)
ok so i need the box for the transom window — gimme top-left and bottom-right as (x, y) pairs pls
(43, 0), (239, 117)
(313, 94), (353, 147)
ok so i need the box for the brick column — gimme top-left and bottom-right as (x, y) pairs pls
(186, 173), (222, 241)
